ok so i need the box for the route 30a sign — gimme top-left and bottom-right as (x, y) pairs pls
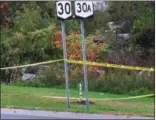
(75, 1), (94, 18)
(56, 1), (72, 20)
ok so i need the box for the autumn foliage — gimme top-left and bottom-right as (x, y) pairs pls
(53, 30), (107, 80)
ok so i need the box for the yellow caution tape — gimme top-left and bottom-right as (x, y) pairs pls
(0, 59), (64, 70)
(5, 93), (155, 101)
(0, 59), (154, 72)
(42, 93), (154, 101)
(65, 59), (154, 72)
(91, 93), (154, 101)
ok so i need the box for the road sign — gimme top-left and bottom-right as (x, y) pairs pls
(56, 1), (94, 111)
(56, 1), (72, 20)
(75, 1), (94, 18)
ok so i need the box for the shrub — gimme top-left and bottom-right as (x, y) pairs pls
(13, 63), (64, 87)
(68, 71), (153, 95)
(86, 72), (153, 95)
(40, 65), (62, 87)
(1, 5), (58, 83)
(13, 66), (153, 96)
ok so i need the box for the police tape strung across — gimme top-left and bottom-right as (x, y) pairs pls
(0, 59), (154, 72)
(91, 93), (154, 101)
(64, 59), (154, 72)
(0, 59), (64, 70)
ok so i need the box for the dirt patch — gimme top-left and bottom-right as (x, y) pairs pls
(72, 100), (95, 105)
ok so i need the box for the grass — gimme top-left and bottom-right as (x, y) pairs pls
(1, 84), (154, 117)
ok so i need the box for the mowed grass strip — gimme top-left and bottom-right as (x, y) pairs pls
(1, 84), (154, 117)
(1, 84), (154, 103)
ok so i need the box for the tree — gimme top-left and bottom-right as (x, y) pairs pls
(107, 1), (155, 67)
(85, 10), (110, 34)
(0, 2), (58, 83)
(0, 1), (56, 28)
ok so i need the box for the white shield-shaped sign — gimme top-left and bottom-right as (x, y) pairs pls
(75, 1), (94, 18)
(56, 1), (72, 20)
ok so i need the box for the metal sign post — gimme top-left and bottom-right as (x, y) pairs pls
(80, 19), (89, 111)
(56, 1), (72, 109)
(61, 20), (70, 108)
(56, 1), (94, 110)
(75, 1), (94, 112)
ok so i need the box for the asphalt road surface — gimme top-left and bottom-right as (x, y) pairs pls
(1, 108), (154, 119)
(1, 114), (60, 119)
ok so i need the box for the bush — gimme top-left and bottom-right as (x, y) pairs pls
(13, 63), (64, 87)
(14, 78), (44, 87)
(40, 65), (62, 87)
(89, 72), (153, 95)
(13, 66), (153, 95)
(69, 71), (153, 95)
(1, 4), (58, 83)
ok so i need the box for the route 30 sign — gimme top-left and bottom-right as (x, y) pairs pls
(56, 1), (72, 20)
(75, 1), (94, 18)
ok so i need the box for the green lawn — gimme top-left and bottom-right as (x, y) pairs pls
(1, 84), (154, 117)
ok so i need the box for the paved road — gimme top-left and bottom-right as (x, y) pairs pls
(1, 114), (60, 119)
(1, 108), (154, 119)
